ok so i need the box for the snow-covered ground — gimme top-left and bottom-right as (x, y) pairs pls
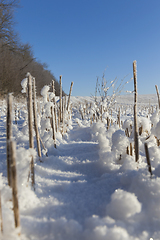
(0, 93), (160, 240)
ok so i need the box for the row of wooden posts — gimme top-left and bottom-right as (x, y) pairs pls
(77, 99), (156, 131)
(0, 93), (21, 236)
(76, 61), (155, 176)
(78, 101), (155, 129)
(0, 74), (74, 237)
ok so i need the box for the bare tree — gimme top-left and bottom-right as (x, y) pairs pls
(0, 0), (19, 47)
(0, 0), (65, 97)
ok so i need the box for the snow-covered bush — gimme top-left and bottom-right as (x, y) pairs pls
(94, 69), (132, 112)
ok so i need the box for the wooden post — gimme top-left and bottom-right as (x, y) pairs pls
(0, 192), (3, 234)
(125, 128), (129, 137)
(90, 116), (92, 125)
(52, 80), (58, 132)
(133, 60), (139, 162)
(10, 141), (21, 233)
(144, 142), (152, 176)
(157, 138), (160, 147)
(63, 95), (67, 133)
(126, 146), (129, 155)
(64, 95), (67, 112)
(32, 78), (41, 159)
(61, 97), (64, 135)
(139, 125), (143, 136)
(59, 75), (62, 122)
(15, 105), (17, 124)
(51, 106), (56, 148)
(27, 74), (34, 149)
(30, 156), (35, 191)
(27, 74), (35, 190)
(67, 82), (73, 111)
(18, 109), (20, 119)
(93, 113), (95, 122)
(62, 97), (65, 135)
(130, 142), (133, 156)
(117, 108), (120, 127)
(100, 104), (103, 122)
(155, 85), (160, 109)
(58, 107), (60, 129)
(6, 93), (13, 187)
(107, 117), (110, 130)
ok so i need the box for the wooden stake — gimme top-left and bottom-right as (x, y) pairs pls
(10, 141), (21, 233)
(67, 82), (74, 111)
(126, 146), (129, 155)
(63, 95), (67, 134)
(32, 78), (41, 159)
(64, 95), (67, 111)
(133, 60), (139, 162)
(15, 105), (17, 124)
(107, 117), (110, 130)
(61, 97), (64, 135)
(27, 74), (34, 149)
(30, 156), (35, 191)
(139, 125), (143, 136)
(155, 85), (160, 109)
(130, 142), (133, 156)
(93, 113), (95, 122)
(27, 73), (35, 190)
(62, 97), (66, 135)
(51, 106), (56, 148)
(90, 116), (92, 125)
(156, 137), (160, 147)
(100, 105), (103, 122)
(125, 128), (129, 137)
(117, 108), (120, 127)
(6, 93), (13, 187)
(59, 75), (62, 122)
(144, 142), (152, 176)
(58, 107), (60, 128)
(0, 192), (3, 234)
(52, 80), (58, 132)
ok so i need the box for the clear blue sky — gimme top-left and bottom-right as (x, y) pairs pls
(14, 0), (160, 96)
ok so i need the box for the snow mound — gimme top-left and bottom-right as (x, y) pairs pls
(112, 129), (129, 154)
(107, 189), (141, 220)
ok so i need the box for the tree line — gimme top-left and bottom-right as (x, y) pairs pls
(0, 0), (64, 96)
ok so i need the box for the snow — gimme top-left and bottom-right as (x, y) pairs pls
(107, 189), (142, 220)
(40, 85), (50, 103)
(0, 92), (160, 240)
(21, 78), (28, 94)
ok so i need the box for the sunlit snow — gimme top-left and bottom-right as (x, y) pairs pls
(0, 93), (160, 240)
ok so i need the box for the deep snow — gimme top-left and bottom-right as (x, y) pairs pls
(0, 93), (160, 240)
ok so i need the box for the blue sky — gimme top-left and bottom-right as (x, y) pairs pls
(14, 0), (160, 96)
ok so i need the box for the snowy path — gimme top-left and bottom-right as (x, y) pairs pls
(18, 123), (122, 239)
(0, 110), (121, 239)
